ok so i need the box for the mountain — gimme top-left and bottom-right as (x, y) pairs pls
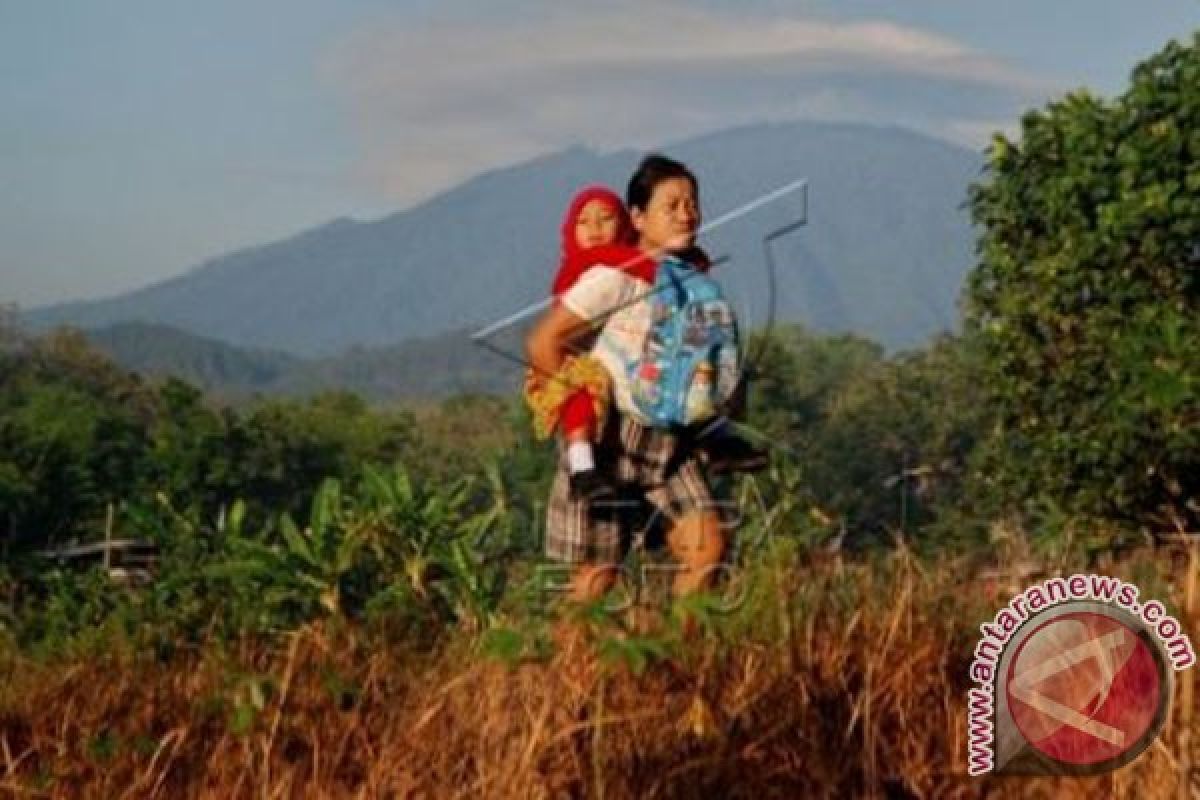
(264, 325), (526, 401)
(25, 121), (983, 357)
(81, 321), (523, 402)
(84, 321), (301, 392)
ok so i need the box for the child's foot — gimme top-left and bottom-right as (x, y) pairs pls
(704, 433), (769, 475)
(569, 467), (615, 502)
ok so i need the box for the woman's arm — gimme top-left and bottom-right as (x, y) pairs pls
(525, 301), (597, 385)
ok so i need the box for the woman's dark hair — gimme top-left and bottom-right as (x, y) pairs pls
(626, 154), (698, 211)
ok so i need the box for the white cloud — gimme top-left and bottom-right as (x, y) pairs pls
(319, 2), (1060, 205)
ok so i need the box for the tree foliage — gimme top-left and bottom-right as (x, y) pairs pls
(964, 33), (1200, 532)
(744, 325), (985, 546)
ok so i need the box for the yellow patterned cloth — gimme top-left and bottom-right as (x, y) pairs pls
(524, 354), (612, 442)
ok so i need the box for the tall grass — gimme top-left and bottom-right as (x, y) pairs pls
(1, 532), (1193, 798)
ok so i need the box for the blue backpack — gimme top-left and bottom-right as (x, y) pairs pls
(616, 255), (740, 428)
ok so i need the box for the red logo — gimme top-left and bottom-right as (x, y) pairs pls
(1005, 611), (1164, 769)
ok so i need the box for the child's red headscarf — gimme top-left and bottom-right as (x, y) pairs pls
(552, 186), (635, 296)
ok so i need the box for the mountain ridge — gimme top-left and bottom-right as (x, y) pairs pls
(25, 120), (984, 357)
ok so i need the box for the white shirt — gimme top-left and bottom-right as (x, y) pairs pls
(560, 263), (656, 424)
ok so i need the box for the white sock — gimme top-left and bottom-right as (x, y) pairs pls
(567, 440), (595, 474)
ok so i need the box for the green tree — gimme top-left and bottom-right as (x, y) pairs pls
(0, 330), (153, 551)
(740, 324), (987, 547)
(964, 33), (1200, 533)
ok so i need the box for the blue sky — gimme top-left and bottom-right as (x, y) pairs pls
(2, 1), (1196, 307)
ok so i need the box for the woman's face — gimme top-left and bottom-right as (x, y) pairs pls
(632, 177), (700, 254)
(574, 199), (622, 249)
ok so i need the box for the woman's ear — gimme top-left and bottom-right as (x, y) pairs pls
(628, 209), (648, 237)
(629, 206), (646, 234)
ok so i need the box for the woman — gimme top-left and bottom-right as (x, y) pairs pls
(526, 154), (731, 604)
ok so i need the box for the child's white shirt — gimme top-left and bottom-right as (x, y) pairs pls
(559, 264), (656, 425)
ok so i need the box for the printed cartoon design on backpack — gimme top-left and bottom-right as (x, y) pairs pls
(623, 255), (740, 428)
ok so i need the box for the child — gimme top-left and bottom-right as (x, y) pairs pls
(524, 186), (634, 499)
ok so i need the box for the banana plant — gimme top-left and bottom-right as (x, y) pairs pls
(358, 463), (471, 599)
(357, 461), (510, 630)
(206, 478), (362, 622)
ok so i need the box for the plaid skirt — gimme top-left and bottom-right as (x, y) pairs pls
(543, 412), (728, 565)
